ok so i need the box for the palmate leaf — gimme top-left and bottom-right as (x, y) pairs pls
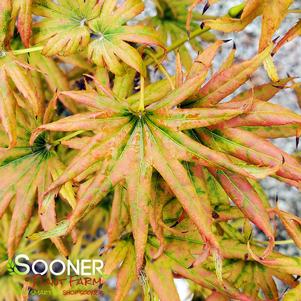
(28, 45), (301, 284)
(0, 107), (75, 258)
(100, 235), (254, 301)
(146, 233), (255, 301)
(0, 147), (70, 258)
(197, 232), (301, 300)
(0, 210), (45, 299)
(29, 43), (301, 273)
(0, 52), (43, 147)
(32, 0), (100, 56)
(32, 0), (163, 75)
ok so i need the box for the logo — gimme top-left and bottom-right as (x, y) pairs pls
(7, 254), (108, 277)
(6, 254), (109, 297)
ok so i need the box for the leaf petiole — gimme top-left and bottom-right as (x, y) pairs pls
(53, 130), (85, 146)
(138, 75), (145, 112)
(254, 239), (295, 245)
(145, 27), (210, 66)
(288, 9), (301, 13)
(11, 46), (44, 55)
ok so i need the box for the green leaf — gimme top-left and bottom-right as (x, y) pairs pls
(193, 46), (272, 107)
(32, 0), (100, 56)
(145, 257), (181, 301)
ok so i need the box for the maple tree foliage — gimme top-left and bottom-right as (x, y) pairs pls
(0, 0), (301, 300)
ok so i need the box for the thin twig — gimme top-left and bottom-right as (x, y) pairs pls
(12, 46), (44, 55)
(145, 27), (210, 66)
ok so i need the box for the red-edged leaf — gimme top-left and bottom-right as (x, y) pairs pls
(126, 123), (152, 273)
(145, 257), (181, 301)
(17, 0), (32, 47)
(194, 46), (271, 107)
(0, 0), (12, 48)
(146, 124), (220, 253)
(115, 244), (136, 301)
(209, 168), (274, 258)
(0, 69), (16, 147)
(259, 0), (293, 51)
(154, 106), (245, 130)
(217, 99), (301, 128)
(273, 20), (301, 55)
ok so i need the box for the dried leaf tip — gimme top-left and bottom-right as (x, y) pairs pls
(202, 2), (210, 14)
(186, 29), (191, 39)
(272, 36), (280, 44)
(296, 132), (300, 150)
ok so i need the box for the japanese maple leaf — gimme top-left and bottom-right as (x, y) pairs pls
(0, 103), (75, 258)
(100, 234), (254, 301)
(32, 0), (163, 75)
(30, 42), (282, 272)
(0, 51), (42, 147)
(0, 0), (32, 48)
(100, 197), (301, 301)
(0, 211), (44, 300)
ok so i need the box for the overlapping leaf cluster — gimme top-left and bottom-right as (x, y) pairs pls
(1, 0), (301, 300)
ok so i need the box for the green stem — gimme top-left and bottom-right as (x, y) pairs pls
(145, 26), (210, 66)
(288, 9), (301, 13)
(254, 239), (295, 245)
(138, 75), (145, 111)
(12, 46), (43, 55)
(144, 49), (175, 90)
(53, 130), (85, 146)
(193, 13), (217, 20)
